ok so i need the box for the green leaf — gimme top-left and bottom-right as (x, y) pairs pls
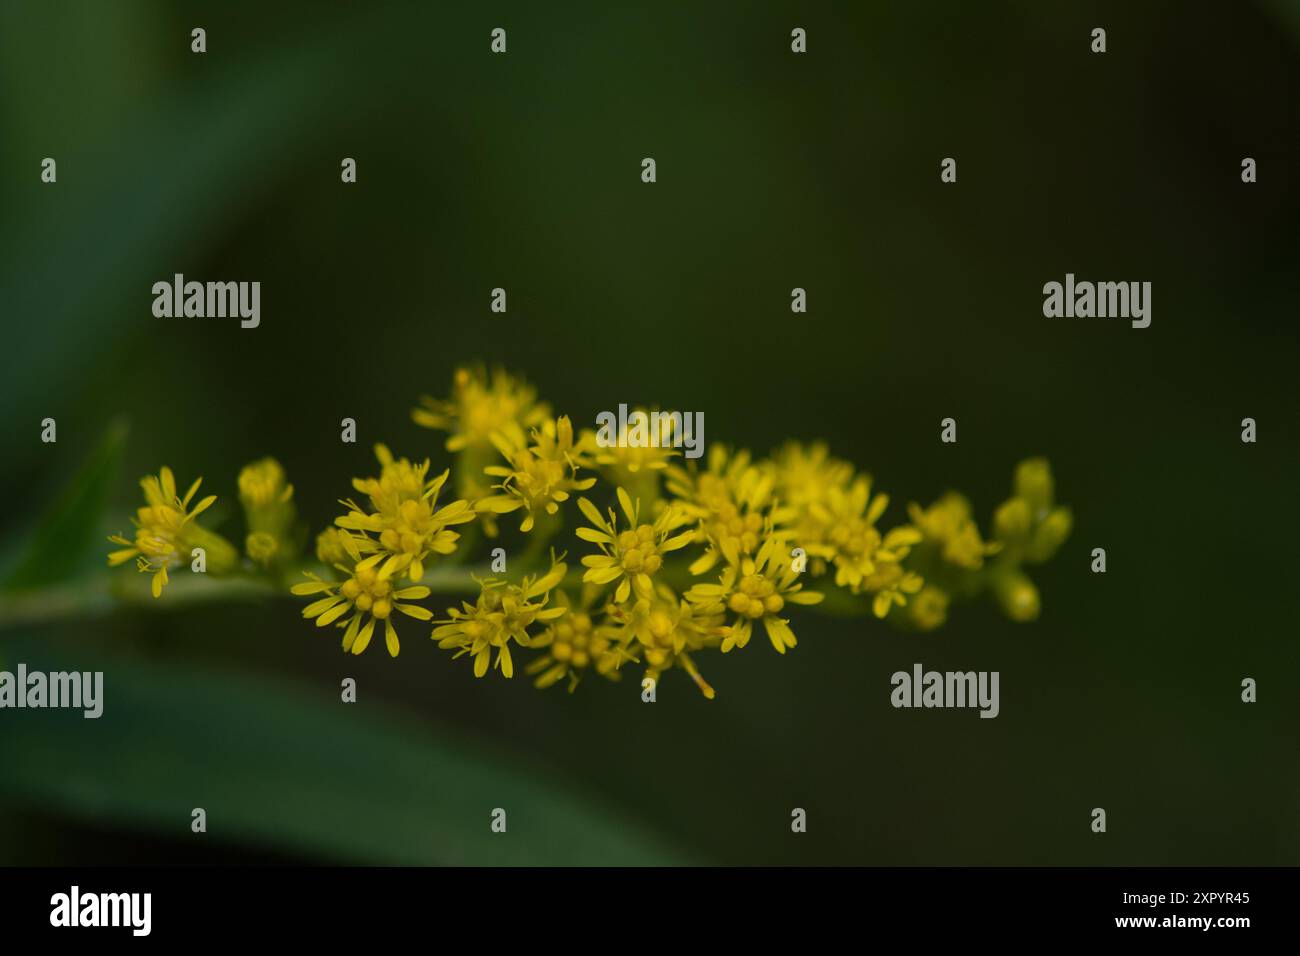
(0, 10), (377, 469)
(0, 637), (695, 865)
(2, 419), (127, 591)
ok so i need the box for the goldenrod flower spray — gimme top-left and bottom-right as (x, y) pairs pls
(108, 366), (1071, 698)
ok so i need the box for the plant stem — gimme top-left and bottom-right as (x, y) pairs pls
(0, 563), (494, 632)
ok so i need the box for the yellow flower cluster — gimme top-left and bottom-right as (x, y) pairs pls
(293, 552), (433, 658)
(336, 444), (476, 582)
(239, 457), (296, 568)
(296, 444), (477, 657)
(424, 368), (1069, 695)
(895, 458), (1072, 629)
(107, 467), (230, 597)
(432, 558), (567, 677)
(108, 366), (1071, 698)
(107, 461), (292, 597)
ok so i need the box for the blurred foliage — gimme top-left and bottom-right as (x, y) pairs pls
(0, 634), (692, 865)
(3, 420), (126, 590)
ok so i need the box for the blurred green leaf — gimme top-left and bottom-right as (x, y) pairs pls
(0, 637), (694, 865)
(0, 7), (378, 469)
(3, 419), (127, 591)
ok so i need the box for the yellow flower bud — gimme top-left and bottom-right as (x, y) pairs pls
(1026, 506), (1073, 563)
(234, 459), (300, 568)
(238, 457), (290, 508)
(245, 531), (279, 567)
(994, 571), (1040, 622)
(316, 527), (349, 565)
(993, 497), (1032, 542)
(1013, 457), (1055, 515)
(908, 585), (950, 631)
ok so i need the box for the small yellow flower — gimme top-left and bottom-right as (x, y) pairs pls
(906, 584), (950, 631)
(772, 441), (855, 513)
(432, 557), (568, 678)
(526, 592), (626, 692)
(315, 527), (350, 565)
(412, 365), (550, 454)
(861, 557), (925, 619)
(336, 444), (476, 581)
(908, 492), (1000, 571)
(607, 582), (725, 698)
(687, 535), (822, 654)
(478, 416), (596, 532)
(792, 473), (926, 616)
(584, 406), (680, 475)
(816, 477), (888, 580)
(666, 445), (792, 575)
(107, 466), (233, 597)
(576, 488), (693, 604)
(291, 548), (434, 657)
(238, 456), (293, 513)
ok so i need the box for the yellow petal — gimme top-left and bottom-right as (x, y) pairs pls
(352, 618), (376, 655)
(872, 592), (892, 618)
(616, 487), (637, 526)
(660, 531), (695, 553)
(786, 590), (823, 605)
(584, 565), (623, 584)
(576, 497), (608, 532)
(478, 495), (523, 514)
(317, 600), (351, 627)
(341, 613), (362, 651)
(182, 476), (203, 508)
(303, 596), (342, 618)
(765, 615), (797, 652)
(291, 580), (333, 595)
(396, 603), (433, 621)
(526, 562), (566, 597)
(689, 551), (718, 576)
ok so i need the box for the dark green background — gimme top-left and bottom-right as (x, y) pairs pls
(1, 0), (1297, 865)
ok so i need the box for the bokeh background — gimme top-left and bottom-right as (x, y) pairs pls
(1, 0), (1297, 865)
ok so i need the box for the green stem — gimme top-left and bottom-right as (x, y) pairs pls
(0, 562), (495, 632)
